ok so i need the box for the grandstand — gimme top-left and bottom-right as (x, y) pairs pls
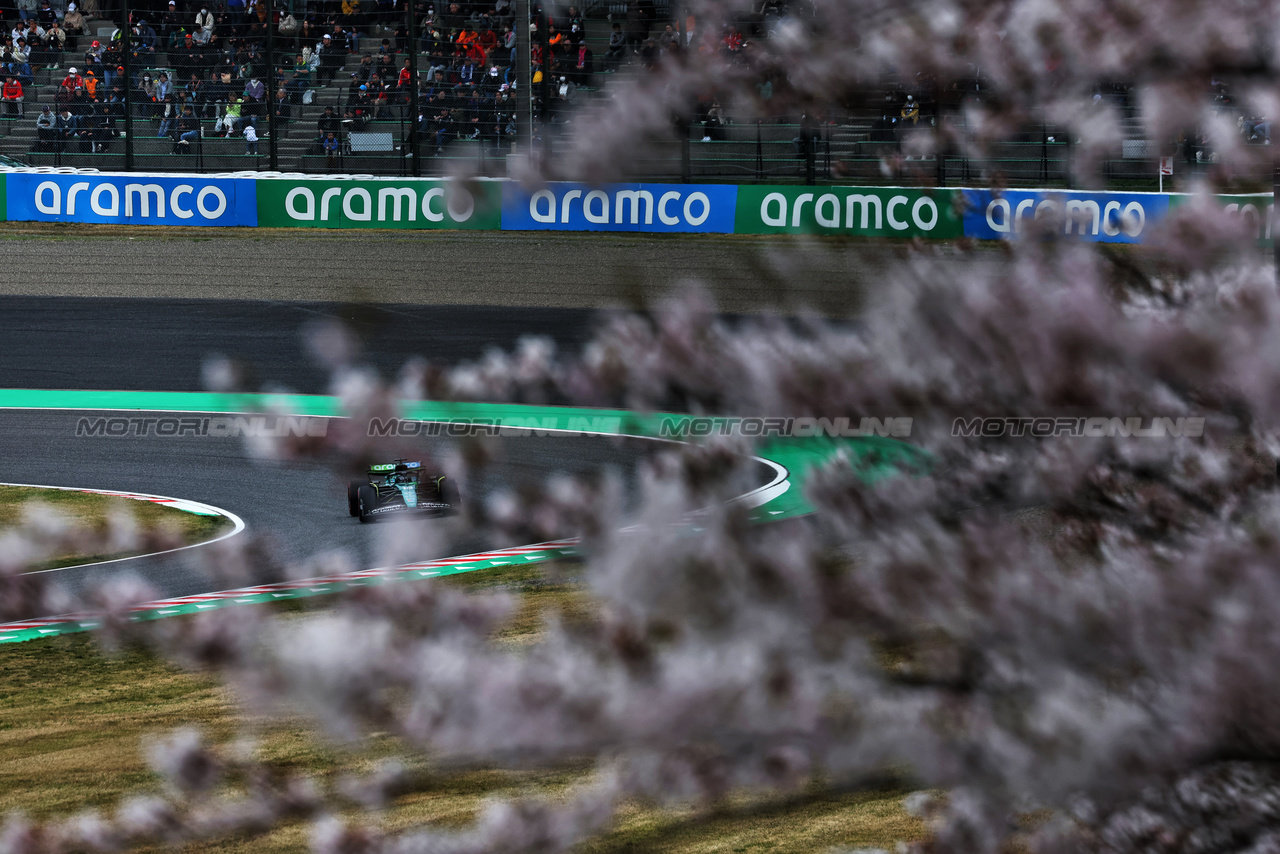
(0, 1), (1261, 186)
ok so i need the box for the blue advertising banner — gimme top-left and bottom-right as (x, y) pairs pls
(962, 189), (1171, 244)
(6, 173), (257, 226)
(502, 182), (738, 233)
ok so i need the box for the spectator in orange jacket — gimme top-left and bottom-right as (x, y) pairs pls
(80, 64), (98, 98)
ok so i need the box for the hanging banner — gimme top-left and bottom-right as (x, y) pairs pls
(501, 182), (738, 233)
(961, 189), (1170, 244)
(736, 185), (963, 238)
(6, 173), (255, 226)
(255, 177), (501, 230)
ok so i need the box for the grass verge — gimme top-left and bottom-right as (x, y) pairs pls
(0, 485), (234, 571)
(0, 562), (927, 852)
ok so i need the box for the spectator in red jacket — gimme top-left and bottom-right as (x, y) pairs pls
(59, 66), (84, 90)
(1, 75), (22, 116)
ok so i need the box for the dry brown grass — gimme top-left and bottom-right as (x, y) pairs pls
(0, 485), (232, 571)
(0, 563), (927, 853)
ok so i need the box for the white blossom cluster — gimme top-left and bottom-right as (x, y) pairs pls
(6, 1), (1280, 851)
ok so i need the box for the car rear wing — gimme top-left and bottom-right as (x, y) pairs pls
(368, 461), (422, 475)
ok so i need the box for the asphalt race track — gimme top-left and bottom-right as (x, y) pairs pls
(0, 408), (657, 604)
(0, 296), (602, 393)
(0, 228), (902, 614)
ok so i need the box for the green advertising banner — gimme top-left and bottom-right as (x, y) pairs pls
(735, 185), (962, 238)
(255, 177), (502, 230)
(1168, 192), (1272, 243)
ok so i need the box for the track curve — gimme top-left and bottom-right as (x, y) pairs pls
(0, 408), (677, 606)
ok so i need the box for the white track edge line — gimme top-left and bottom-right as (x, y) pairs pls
(0, 481), (246, 575)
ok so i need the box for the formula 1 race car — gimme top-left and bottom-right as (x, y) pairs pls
(347, 460), (461, 523)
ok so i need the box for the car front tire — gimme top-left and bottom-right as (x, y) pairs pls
(357, 485), (378, 523)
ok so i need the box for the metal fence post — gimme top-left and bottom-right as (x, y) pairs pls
(756, 120), (762, 178)
(122, 0), (133, 170)
(538, 0), (548, 170)
(408, 0), (419, 176)
(681, 121), (690, 183)
(266, 6), (277, 170)
(515, 0), (531, 162)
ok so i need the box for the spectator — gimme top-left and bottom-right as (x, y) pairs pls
(317, 103), (340, 135)
(272, 86), (290, 123)
(241, 74), (264, 118)
(317, 33), (343, 83)
(155, 71), (172, 101)
(83, 37), (101, 64)
(59, 65), (82, 89)
(431, 105), (454, 152)
(194, 5), (215, 44)
(160, 0), (183, 42)
(35, 103), (56, 148)
(137, 72), (157, 117)
(86, 101), (111, 151)
(16, 0), (38, 23)
(222, 95), (243, 134)
(43, 21), (66, 66)
(157, 92), (176, 135)
(175, 104), (200, 148)
(624, 0), (651, 51)
(354, 53), (374, 82)
(70, 85), (91, 116)
(701, 99), (724, 140)
(183, 73), (205, 114)
(658, 23), (678, 49)
(605, 22), (624, 70)
(323, 129), (339, 168)
(572, 40), (593, 85)
(339, 0), (360, 29)
(134, 18), (158, 54)
(56, 106), (79, 150)
(205, 69), (231, 116)
(243, 121), (257, 153)
(284, 69), (306, 104)
(9, 39), (32, 82)
(173, 32), (200, 73)
(477, 25), (498, 57)
(292, 52), (311, 85)
(36, 0), (57, 29)
(299, 19), (319, 55)
(79, 58), (98, 96)
(62, 3), (85, 51)
(1, 75), (22, 116)
(899, 94), (919, 125)
(501, 23), (515, 63)
(334, 22), (357, 54)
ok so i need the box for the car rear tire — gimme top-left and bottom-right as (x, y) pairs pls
(347, 481), (363, 517)
(438, 477), (461, 512)
(357, 485), (377, 523)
